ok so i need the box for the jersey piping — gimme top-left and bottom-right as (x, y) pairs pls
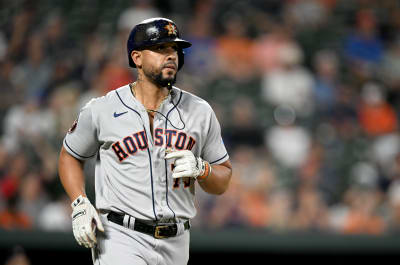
(163, 89), (183, 219)
(115, 89), (158, 221)
(64, 138), (97, 159)
(210, 153), (229, 164)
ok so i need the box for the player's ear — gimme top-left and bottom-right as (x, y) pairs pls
(131, 51), (142, 68)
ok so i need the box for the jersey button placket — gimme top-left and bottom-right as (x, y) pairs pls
(154, 117), (166, 184)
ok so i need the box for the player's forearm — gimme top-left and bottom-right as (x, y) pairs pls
(58, 146), (87, 202)
(198, 160), (232, 195)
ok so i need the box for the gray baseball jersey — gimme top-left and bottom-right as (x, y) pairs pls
(63, 84), (229, 222)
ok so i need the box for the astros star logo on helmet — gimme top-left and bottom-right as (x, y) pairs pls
(164, 23), (177, 36)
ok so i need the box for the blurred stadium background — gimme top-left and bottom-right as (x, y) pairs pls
(1, 0), (400, 264)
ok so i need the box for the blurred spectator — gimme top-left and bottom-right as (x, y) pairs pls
(81, 34), (108, 87)
(358, 82), (397, 137)
(252, 24), (291, 74)
(370, 133), (400, 175)
(7, 8), (37, 61)
(380, 38), (400, 90)
(265, 188), (293, 231)
(4, 246), (31, 265)
(184, 1), (219, 79)
(0, 194), (32, 230)
(40, 57), (81, 105)
(335, 163), (386, 235)
(236, 161), (275, 228)
(380, 38), (400, 114)
(296, 142), (338, 206)
(41, 12), (70, 60)
(312, 50), (340, 111)
(261, 41), (315, 117)
(47, 82), (81, 141)
(0, 58), (22, 134)
(38, 195), (71, 231)
(215, 13), (255, 80)
(206, 146), (275, 228)
(238, 188), (269, 228)
(284, 0), (328, 30)
(223, 96), (264, 150)
(385, 180), (400, 232)
(11, 32), (53, 100)
(386, 153), (400, 182)
(100, 59), (134, 93)
(1, 98), (56, 153)
(344, 9), (383, 81)
(265, 105), (312, 170)
(0, 153), (28, 200)
(383, 7), (400, 43)
(0, 145), (8, 186)
(0, 31), (8, 60)
(290, 186), (330, 231)
(206, 176), (246, 228)
(230, 146), (274, 192)
(17, 172), (49, 228)
(117, 0), (161, 33)
(91, 31), (135, 93)
(77, 63), (114, 110)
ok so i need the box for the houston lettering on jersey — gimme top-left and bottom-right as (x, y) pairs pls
(112, 129), (196, 162)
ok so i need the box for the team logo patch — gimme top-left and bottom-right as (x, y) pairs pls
(164, 23), (177, 36)
(68, 118), (78, 134)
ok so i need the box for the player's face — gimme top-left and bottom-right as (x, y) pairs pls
(141, 42), (179, 87)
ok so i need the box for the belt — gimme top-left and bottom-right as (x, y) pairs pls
(107, 211), (190, 239)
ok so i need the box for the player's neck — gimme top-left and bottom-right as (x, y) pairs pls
(132, 80), (169, 110)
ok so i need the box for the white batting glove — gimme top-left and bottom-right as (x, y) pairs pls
(165, 150), (211, 181)
(71, 195), (104, 248)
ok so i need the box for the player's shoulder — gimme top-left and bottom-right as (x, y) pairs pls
(172, 87), (213, 112)
(82, 85), (131, 110)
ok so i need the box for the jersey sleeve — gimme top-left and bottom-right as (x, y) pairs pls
(201, 110), (229, 165)
(63, 100), (99, 160)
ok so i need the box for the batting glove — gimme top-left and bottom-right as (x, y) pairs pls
(165, 150), (211, 182)
(71, 195), (104, 248)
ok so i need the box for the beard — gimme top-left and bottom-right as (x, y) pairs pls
(154, 71), (177, 88)
(143, 64), (177, 88)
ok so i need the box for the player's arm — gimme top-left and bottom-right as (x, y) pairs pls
(58, 146), (87, 201)
(165, 106), (232, 195)
(58, 146), (104, 248)
(165, 151), (232, 195)
(197, 160), (232, 195)
(58, 100), (103, 248)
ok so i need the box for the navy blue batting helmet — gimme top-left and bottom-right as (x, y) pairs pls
(127, 17), (192, 70)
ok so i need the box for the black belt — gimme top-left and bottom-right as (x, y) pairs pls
(107, 211), (190, 239)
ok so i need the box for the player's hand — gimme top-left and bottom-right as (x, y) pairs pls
(71, 195), (104, 248)
(165, 150), (210, 181)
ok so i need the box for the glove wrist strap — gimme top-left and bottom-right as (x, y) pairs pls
(197, 161), (211, 183)
(71, 195), (88, 209)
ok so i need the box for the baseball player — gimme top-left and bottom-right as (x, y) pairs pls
(58, 17), (232, 265)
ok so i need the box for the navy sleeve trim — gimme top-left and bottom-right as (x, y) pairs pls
(209, 153), (229, 165)
(64, 139), (97, 159)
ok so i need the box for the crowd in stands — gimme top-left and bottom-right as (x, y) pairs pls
(1, 0), (400, 235)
